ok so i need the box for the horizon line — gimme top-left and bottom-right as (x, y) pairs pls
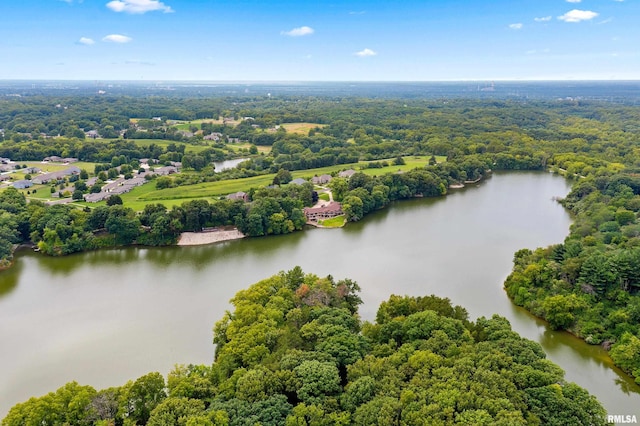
(1, 79), (640, 84)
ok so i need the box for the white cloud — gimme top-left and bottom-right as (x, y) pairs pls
(106, 0), (173, 14)
(355, 48), (377, 57)
(558, 9), (599, 22)
(78, 37), (95, 45)
(526, 48), (551, 55)
(281, 26), (314, 37)
(534, 16), (552, 22)
(566, 0), (582, 3)
(125, 60), (156, 66)
(102, 34), (133, 43)
(509, 23), (523, 30)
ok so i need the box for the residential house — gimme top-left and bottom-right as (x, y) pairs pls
(42, 156), (78, 164)
(226, 191), (249, 202)
(338, 169), (356, 179)
(43, 156), (63, 163)
(86, 130), (100, 139)
(13, 180), (33, 189)
(32, 166), (81, 184)
(84, 192), (111, 203)
(311, 174), (332, 185)
(204, 132), (223, 141)
(121, 177), (146, 189)
(303, 202), (343, 222)
(153, 166), (178, 176)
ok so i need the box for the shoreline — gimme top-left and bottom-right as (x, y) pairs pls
(177, 227), (245, 246)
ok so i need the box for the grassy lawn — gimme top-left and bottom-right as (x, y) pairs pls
(318, 193), (330, 201)
(318, 215), (346, 228)
(280, 123), (326, 135)
(18, 161), (98, 173)
(24, 186), (57, 200)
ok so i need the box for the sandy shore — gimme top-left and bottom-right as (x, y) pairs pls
(177, 228), (245, 246)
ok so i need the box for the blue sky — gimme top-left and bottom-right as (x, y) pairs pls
(0, 0), (637, 81)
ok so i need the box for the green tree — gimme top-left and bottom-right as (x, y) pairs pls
(105, 205), (141, 245)
(541, 294), (585, 330)
(119, 372), (166, 425)
(72, 189), (84, 201)
(273, 168), (293, 185)
(147, 397), (206, 426)
(342, 195), (363, 222)
(106, 195), (123, 206)
(294, 360), (341, 405)
(328, 178), (348, 202)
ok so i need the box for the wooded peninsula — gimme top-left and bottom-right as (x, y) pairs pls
(2, 269), (609, 425)
(1, 83), (640, 423)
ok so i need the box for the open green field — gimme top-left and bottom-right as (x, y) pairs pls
(115, 155), (443, 210)
(280, 123), (326, 135)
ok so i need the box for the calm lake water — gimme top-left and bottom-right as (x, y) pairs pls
(1, 171), (639, 419)
(213, 158), (248, 172)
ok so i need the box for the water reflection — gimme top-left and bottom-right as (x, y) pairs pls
(0, 260), (20, 298)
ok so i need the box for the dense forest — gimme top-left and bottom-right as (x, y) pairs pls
(2, 269), (608, 426)
(2, 92), (640, 396)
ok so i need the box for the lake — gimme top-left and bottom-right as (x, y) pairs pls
(213, 158), (248, 173)
(1, 171), (638, 419)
